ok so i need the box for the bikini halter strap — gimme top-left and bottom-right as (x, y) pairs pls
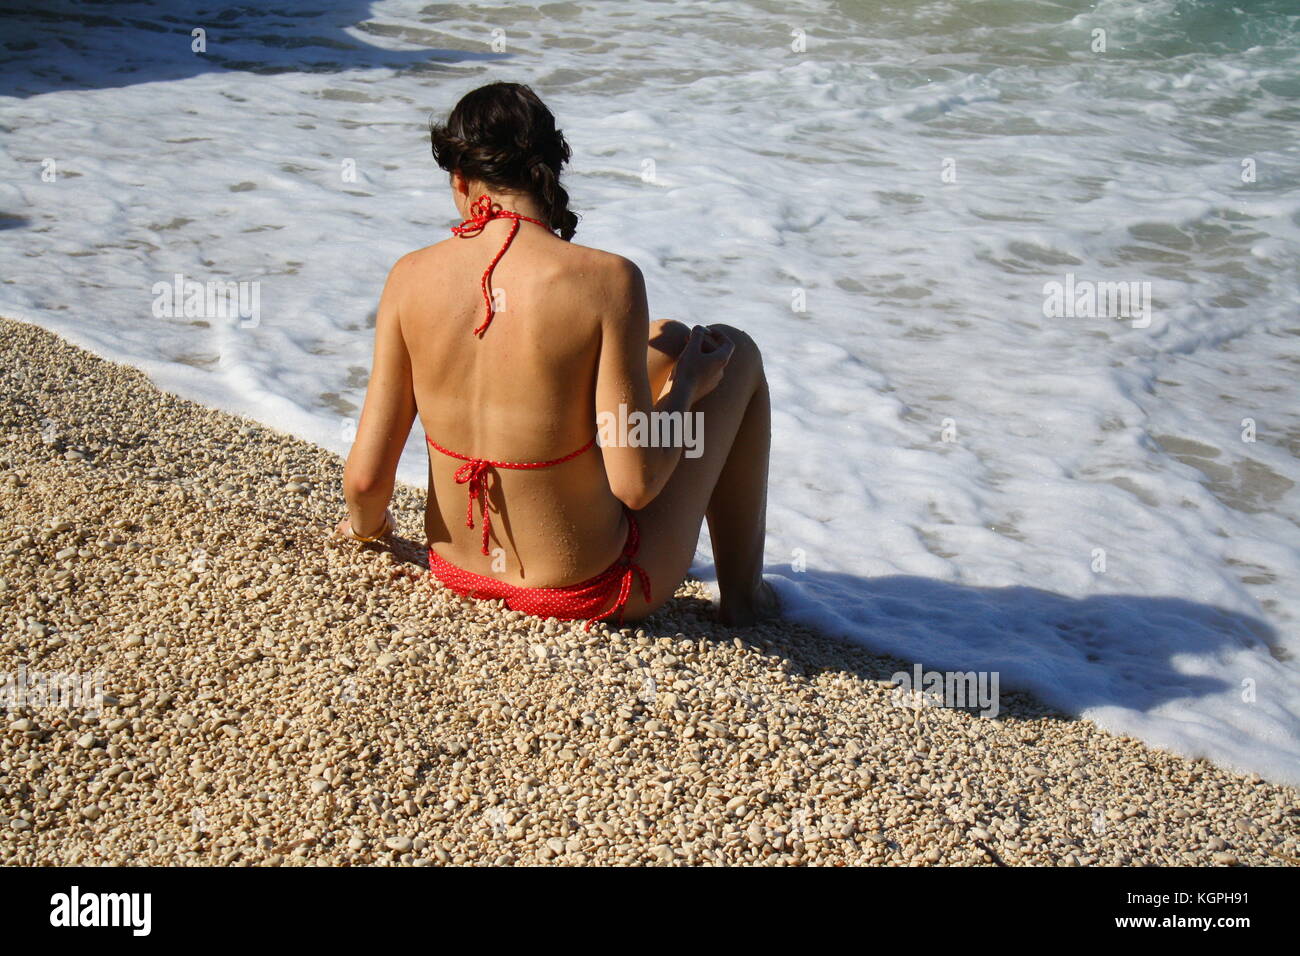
(451, 193), (552, 337)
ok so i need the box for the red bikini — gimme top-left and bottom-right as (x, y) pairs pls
(424, 195), (652, 629)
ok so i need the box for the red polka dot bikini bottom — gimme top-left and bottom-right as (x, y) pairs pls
(426, 506), (651, 631)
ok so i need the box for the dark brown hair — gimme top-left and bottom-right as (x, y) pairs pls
(430, 82), (579, 241)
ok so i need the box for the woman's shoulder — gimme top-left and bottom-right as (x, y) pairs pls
(385, 236), (642, 301)
(393, 237), (456, 268)
(560, 241), (644, 289)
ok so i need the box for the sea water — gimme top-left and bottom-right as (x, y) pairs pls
(2, 0), (1298, 783)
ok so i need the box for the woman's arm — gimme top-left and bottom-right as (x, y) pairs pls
(594, 257), (730, 510)
(340, 257), (417, 538)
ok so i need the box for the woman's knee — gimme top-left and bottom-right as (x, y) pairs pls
(650, 318), (690, 357)
(707, 324), (763, 374)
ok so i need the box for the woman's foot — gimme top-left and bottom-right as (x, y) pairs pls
(718, 579), (780, 626)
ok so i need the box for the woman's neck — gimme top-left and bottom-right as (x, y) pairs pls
(462, 188), (545, 223)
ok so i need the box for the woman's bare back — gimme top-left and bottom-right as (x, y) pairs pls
(395, 220), (629, 586)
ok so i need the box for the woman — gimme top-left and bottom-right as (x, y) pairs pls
(335, 82), (775, 628)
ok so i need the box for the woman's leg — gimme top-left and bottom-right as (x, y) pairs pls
(647, 318), (690, 399)
(706, 373), (774, 623)
(623, 322), (773, 624)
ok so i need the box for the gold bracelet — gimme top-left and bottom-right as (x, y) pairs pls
(349, 513), (390, 542)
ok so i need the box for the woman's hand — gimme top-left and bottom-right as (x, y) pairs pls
(334, 508), (394, 543)
(669, 325), (734, 407)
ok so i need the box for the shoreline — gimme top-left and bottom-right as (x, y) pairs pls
(1, 315), (1296, 866)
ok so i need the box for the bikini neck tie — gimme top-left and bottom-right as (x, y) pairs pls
(451, 193), (551, 337)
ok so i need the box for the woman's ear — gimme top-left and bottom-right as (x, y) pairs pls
(450, 169), (472, 216)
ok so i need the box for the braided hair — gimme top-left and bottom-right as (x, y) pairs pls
(430, 82), (579, 241)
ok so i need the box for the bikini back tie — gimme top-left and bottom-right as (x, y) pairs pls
(451, 193), (551, 336)
(426, 434), (598, 555)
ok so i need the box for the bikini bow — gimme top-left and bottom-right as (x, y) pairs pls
(585, 561), (651, 632)
(452, 458), (494, 555)
(450, 194), (502, 237)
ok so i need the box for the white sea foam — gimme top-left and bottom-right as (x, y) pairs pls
(2, 0), (1298, 782)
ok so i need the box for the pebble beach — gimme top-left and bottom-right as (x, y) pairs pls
(2, 316), (1297, 867)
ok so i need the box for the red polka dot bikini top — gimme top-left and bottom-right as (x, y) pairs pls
(425, 194), (598, 555)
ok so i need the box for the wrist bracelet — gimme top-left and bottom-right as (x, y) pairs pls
(349, 513), (390, 542)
